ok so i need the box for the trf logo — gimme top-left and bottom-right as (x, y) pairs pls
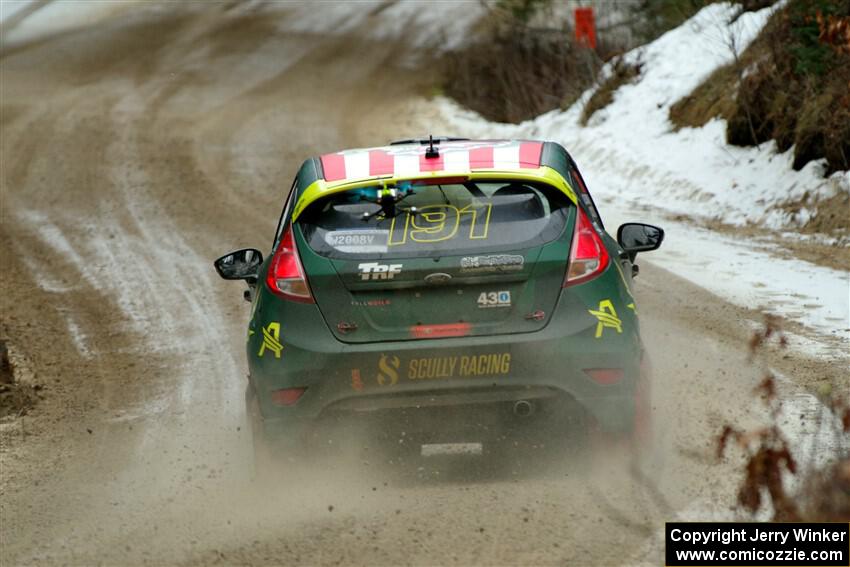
(358, 262), (402, 281)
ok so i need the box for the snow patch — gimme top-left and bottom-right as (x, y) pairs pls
(433, 2), (849, 358)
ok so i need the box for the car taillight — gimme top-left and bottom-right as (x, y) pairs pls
(583, 368), (624, 385)
(266, 223), (314, 303)
(270, 387), (306, 406)
(563, 207), (609, 287)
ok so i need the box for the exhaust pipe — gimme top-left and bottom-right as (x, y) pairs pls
(513, 400), (534, 417)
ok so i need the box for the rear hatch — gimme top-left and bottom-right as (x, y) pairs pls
(297, 179), (575, 343)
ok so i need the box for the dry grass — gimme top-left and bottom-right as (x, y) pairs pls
(442, 27), (611, 124)
(442, 0), (632, 126)
(800, 459), (850, 521)
(778, 189), (850, 236)
(668, 56), (744, 130)
(717, 317), (850, 521)
(669, 0), (850, 174)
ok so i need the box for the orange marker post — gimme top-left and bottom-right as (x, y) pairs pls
(574, 7), (597, 49)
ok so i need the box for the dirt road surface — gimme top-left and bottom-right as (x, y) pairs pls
(1, 4), (845, 565)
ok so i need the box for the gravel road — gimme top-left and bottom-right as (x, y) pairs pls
(1, 4), (844, 565)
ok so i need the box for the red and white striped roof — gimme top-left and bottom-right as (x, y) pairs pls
(320, 140), (543, 183)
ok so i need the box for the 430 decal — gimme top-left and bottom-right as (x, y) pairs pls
(388, 203), (492, 246)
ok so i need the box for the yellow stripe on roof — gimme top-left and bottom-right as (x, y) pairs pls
(291, 167), (577, 221)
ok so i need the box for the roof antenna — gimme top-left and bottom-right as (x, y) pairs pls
(425, 135), (439, 159)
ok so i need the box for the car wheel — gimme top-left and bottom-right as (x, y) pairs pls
(246, 385), (277, 481)
(631, 359), (653, 453)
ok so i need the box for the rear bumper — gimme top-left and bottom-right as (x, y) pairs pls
(248, 272), (644, 441)
(259, 384), (591, 449)
(249, 332), (643, 442)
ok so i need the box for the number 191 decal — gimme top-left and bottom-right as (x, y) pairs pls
(477, 291), (511, 308)
(389, 203), (492, 246)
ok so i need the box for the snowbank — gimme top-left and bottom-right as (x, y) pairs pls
(434, 2), (849, 356)
(439, 2), (848, 231)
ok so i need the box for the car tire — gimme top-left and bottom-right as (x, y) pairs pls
(246, 384), (277, 481)
(631, 358), (653, 453)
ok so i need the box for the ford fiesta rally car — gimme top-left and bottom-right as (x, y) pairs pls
(214, 138), (664, 467)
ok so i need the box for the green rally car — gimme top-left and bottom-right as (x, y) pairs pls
(214, 138), (664, 466)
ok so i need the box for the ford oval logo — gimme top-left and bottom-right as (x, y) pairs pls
(424, 272), (452, 284)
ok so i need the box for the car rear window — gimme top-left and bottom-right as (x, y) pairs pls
(298, 180), (572, 259)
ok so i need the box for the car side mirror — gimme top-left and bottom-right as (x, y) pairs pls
(617, 223), (664, 256)
(214, 248), (264, 282)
